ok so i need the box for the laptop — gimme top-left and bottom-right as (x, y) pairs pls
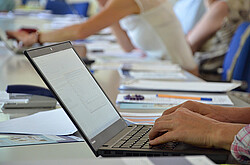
(0, 28), (29, 54)
(24, 41), (230, 164)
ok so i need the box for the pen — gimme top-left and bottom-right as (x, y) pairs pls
(156, 94), (212, 101)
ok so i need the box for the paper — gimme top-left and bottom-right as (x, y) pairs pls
(0, 91), (28, 104)
(0, 108), (77, 135)
(119, 103), (176, 110)
(120, 80), (241, 92)
(116, 93), (234, 105)
(0, 134), (83, 147)
(121, 62), (181, 72)
(120, 112), (162, 125)
(87, 41), (144, 58)
(119, 70), (187, 80)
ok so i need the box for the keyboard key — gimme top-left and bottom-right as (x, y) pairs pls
(141, 144), (152, 149)
(113, 141), (125, 148)
(121, 136), (131, 141)
(131, 145), (142, 149)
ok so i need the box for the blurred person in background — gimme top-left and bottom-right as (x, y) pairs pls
(186, 0), (250, 79)
(6, 0), (198, 76)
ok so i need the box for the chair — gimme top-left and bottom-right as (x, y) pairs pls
(45, 0), (89, 17)
(222, 22), (250, 92)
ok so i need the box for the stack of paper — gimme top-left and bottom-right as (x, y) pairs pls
(119, 103), (175, 110)
(121, 62), (181, 72)
(0, 91), (28, 104)
(0, 134), (83, 147)
(119, 70), (187, 80)
(116, 93), (234, 106)
(120, 112), (162, 125)
(120, 80), (241, 92)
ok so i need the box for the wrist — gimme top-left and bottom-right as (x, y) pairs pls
(36, 32), (43, 45)
(212, 122), (246, 150)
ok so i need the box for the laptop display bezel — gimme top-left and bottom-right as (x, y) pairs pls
(24, 41), (127, 156)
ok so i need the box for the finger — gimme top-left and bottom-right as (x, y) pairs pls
(149, 131), (176, 146)
(149, 121), (173, 140)
(162, 104), (182, 116)
(154, 114), (173, 123)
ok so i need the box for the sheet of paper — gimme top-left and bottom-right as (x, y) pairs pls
(120, 80), (241, 92)
(116, 93), (233, 105)
(0, 134), (83, 147)
(121, 63), (181, 72)
(0, 91), (28, 104)
(0, 108), (77, 135)
(119, 103), (176, 110)
(119, 70), (187, 80)
(120, 112), (162, 125)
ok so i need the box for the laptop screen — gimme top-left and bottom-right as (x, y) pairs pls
(33, 47), (121, 139)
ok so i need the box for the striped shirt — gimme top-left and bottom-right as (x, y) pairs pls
(231, 124), (250, 164)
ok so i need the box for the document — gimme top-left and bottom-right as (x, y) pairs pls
(0, 108), (77, 135)
(116, 93), (234, 105)
(120, 80), (241, 92)
(121, 62), (181, 72)
(120, 112), (162, 125)
(119, 70), (187, 80)
(0, 91), (28, 104)
(119, 103), (175, 110)
(0, 134), (83, 147)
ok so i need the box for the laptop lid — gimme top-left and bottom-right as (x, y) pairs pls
(24, 41), (127, 156)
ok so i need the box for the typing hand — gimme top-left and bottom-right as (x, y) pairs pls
(149, 107), (220, 147)
(162, 101), (231, 123)
(6, 30), (38, 47)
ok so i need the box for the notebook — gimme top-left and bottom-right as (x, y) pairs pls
(24, 41), (230, 164)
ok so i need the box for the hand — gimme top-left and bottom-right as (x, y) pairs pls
(162, 101), (232, 123)
(6, 30), (38, 47)
(149, 107), (220, 148)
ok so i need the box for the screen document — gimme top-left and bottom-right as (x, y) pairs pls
(33, 48), (120, 139)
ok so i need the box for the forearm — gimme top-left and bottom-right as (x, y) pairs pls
(110, 22), (135, 52)
(40, 9), (120, 43)
(212, 105), (250, 124)
(226, 107), (250, 124)
(186, 1), (228, 53)
(39, 23), (85, 43)
(213, 122), (246, 150)
(39, 0), (140, 43)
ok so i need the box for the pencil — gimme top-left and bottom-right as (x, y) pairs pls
(156, 94), (212, 101)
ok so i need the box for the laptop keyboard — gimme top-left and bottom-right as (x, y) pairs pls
(112, 125), (177, 150)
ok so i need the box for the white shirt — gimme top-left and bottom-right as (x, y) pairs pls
(119, 0), (197, 70)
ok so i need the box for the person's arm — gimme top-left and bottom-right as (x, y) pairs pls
(162, 101), (250, 124)
(97, 0), (135, 52)
(186, 0), (229, 53)
(6, 0), (140, 46)
(109, 22), (135, 52)
(149, 107), (246, 150)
